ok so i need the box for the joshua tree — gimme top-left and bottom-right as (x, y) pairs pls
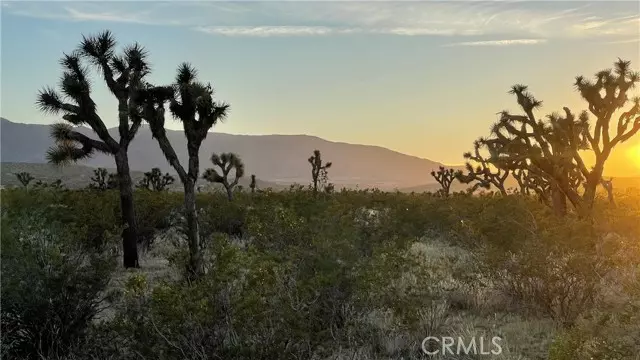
(137, 167), (175, 191)
(36, 30), (151, 268)
(513, 168), (552, 205)
(250, 174), (257, 194)
(203, 153), (245, 201)
(308, 149), (332, 194)
(456, 139), (509, 195)
(134, 63), (229, 276)
(88, 167), (118, 190)
(430, 166), (459, 197)
(15, 172), (34, 188)
(484, 59), (639, 217)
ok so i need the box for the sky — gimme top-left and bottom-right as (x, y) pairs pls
(1, 1), (640, 176)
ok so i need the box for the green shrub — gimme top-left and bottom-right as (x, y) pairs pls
(0, 209), (118, 359)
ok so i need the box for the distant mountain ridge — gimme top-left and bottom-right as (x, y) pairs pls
(1, 118), (458, 189)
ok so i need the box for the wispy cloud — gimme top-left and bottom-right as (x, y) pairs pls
(195, 26), (334, 37)
(605, 38), (640, 45)
(445, 39), (548, 47)
(4, 1), (639, 41)
(194, 26), (484, 37)
(64, 7), (150, 25)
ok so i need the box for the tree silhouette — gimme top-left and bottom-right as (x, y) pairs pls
(484, 59), (639, 217)
(203, 153), (245, 201)
(308, 149), (332, 194)
(36, 30), (150, 268)
(456, 139), (509, 195)
(430, 166), (459, 197)
(250, 174), (257, 194)
(137, 168), (175, 191)
(88, 168), (118, 191)
(15, 172), (34, 188)
(134, 63), (229, 277)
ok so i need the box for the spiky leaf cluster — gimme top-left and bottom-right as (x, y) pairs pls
(37, 31), (153, 165)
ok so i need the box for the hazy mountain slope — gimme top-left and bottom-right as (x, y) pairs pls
(0, 162), (283, 191)
(1, 118), (457, 189)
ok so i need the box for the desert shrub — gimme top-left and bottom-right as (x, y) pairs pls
(466, 198), (630, 326)
(0, 208), (118, 359)
(548, 262), (640, 360)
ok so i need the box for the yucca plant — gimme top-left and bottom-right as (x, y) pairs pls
(36, 30), (152, 267)
(137, 167), (175, 191)
(14, 172), (34, 188)
(430, 166), (459, 197)
(308, 149), (332, 194)
(456, 139), (509, 195)
(134, 63), (229, 276)
(88, 167), (118, 191)
(484, 59), (639, 217)
(203, 152), (245, 201)
(250, 174), (257, 194)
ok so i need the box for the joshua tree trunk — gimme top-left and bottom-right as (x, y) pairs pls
(115, 150), (139, 268)
(183, 178), (202, 276)
(226, 186), (234, 201)
(551, 185), (567, 218)
(185, 144), (204, 276)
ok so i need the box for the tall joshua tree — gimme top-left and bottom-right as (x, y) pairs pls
(137, 167), (175, 191)
(308, 149), (332, 194)
(203, 153), (245, 201)
(15, 172), (34, 188)
(36, 31), (150, 267)
(134, 63), (229, 276)
(430, 166), (459, 197)
(456, 139), (509, 195)
(485, 59), (639, 217)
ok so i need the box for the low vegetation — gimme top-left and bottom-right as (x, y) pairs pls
(2, 186), (639, 359)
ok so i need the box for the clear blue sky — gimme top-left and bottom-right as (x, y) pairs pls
(1, 1), (639, 174)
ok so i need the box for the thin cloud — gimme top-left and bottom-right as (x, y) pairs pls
(65, 7), (150, 24)
(606, 38), (640, 44)
(4, 1), (639, 42)
(195, 26), (484, 37)
(445, 39), (548, 47)
(195, 26), (334, 37)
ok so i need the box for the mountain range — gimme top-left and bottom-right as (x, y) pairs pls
(0, 118), (458, 190)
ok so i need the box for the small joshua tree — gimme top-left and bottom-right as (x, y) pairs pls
(89, 168), (118, 191)
(15, 172), (34, 188)
(203, 153), (245, 201)
(308, 149), (332, 194)
(137, 167), (175, 191)
(430, 166), (459, 197)
(456, 139), (509, 195)
(250, 174), (257, 194)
